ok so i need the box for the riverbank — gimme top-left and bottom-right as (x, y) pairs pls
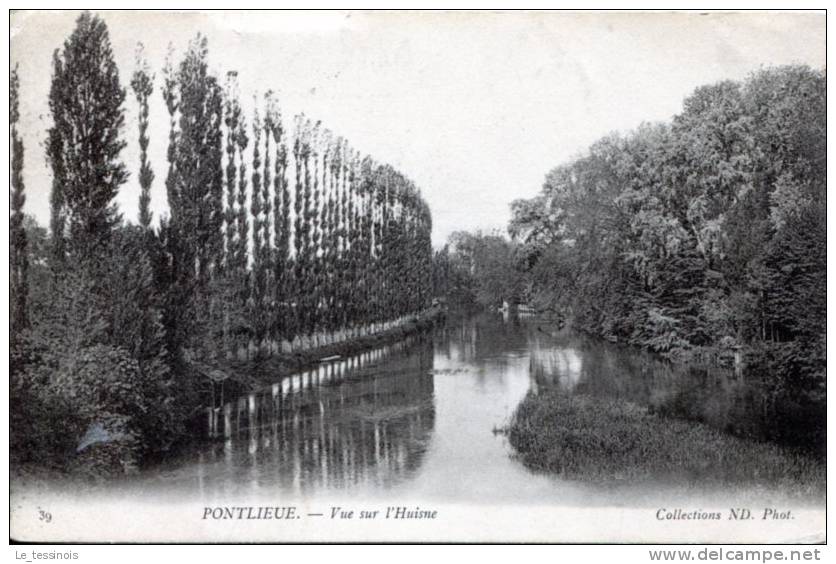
(11, 307), (445, 485)
(206, 306), (446, 394)
(507, 390), (825, 500)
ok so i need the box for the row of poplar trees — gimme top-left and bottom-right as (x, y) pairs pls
(161, 37), (434, 362)
(10, 12), (432, 472)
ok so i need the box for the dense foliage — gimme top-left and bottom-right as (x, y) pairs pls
(10, 65), (28, 335)
(11, 12), (434, 476)
(509, 67), (825, 390)
(46, 11), (128, 260)
(130, 44), (155, 231)
(432, 231), (523, 310)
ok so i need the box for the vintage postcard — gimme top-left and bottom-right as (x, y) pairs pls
(8, 9), (826, 544)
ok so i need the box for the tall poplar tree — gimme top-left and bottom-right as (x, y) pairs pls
(232, 81), (250, 355)
(167, 34), (224, 285)
(223, 72), (241, 274)
(250, 101), (268, 351)
(10, 64), (28, 335)
(234, 97), (250, 284)
(296, 117), (315, 337)
(261, 92), (277, 348)
(309, 122), (323, 340)
(130, 43), (155, 230)
(162, 34), (224, 354)
(46, 11), (127, 258)
(269, 95), (291, 345)
(292, 115), (306, 343)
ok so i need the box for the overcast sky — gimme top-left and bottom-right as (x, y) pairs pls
(10, 10), (825, 246)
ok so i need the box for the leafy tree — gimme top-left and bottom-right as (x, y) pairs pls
(249, 100), (269, 352)
(506, 65), (825, 415)
(162, 34), (224, 356)
(309, 123), (323, 339)
(130, 43), (155, 230)
(46, 11), (128, 258)
(233, 81), (251, 352)
(223, 72), (240, 272)
(270, 101), (291, 345)
(10, 64), (28, 335)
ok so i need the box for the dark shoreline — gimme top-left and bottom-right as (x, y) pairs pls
(211, 306), (445, 391)
(191, 307), (447, 432)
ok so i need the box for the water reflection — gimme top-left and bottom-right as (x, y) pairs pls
(130, 312), (818, 504)
(435, 313), (531, 361)
(195, 336), (435, 497)
(530, 339), (583, 392)
(527, 323), (797, 446)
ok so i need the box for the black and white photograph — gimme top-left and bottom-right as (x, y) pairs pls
(7, 9), (827, 545)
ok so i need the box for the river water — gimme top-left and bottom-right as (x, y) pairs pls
(121, 312), (820, 508)
(13, 313), (825, 542)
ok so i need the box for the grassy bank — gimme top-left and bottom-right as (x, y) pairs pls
(507, 391), (824, 498)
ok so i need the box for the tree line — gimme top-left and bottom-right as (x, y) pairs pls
(510, 65), (824, 374)
(432, 229), (522, 310)
(10, 12), (433, 475)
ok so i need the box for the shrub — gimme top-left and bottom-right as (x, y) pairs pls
(13, 343), (146, 476)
